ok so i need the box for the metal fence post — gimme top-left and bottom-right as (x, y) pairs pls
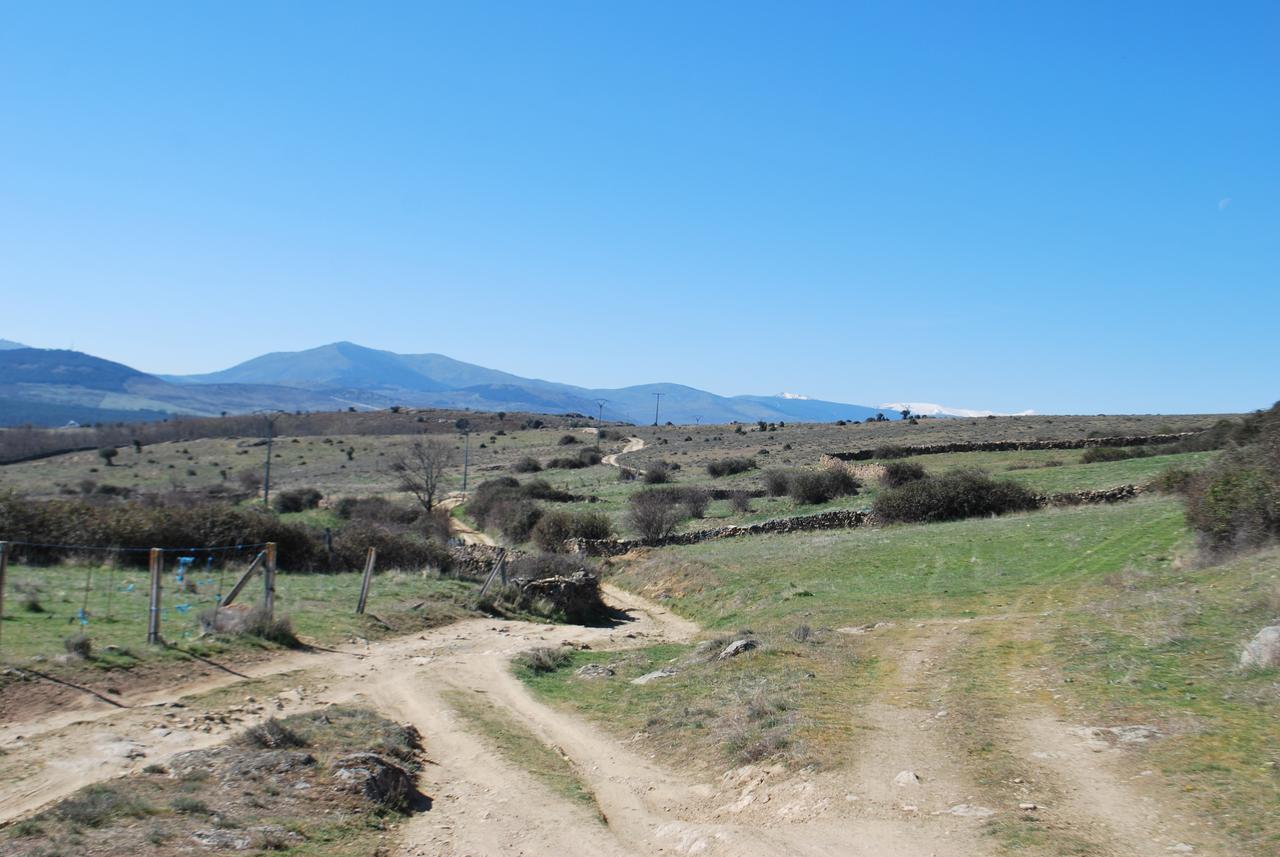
(147, 548), (163, 644)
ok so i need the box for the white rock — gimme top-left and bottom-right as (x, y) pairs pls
(893, 770), (921, 786)
(1239, 625), (1280, 670)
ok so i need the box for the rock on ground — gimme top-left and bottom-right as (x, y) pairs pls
(331, 752), (415, 809)
(717, 639), (758, 660)
(1239, 625), (1280, 670)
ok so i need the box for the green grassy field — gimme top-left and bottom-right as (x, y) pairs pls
(520, 496), (1280, 853)
(0, 562), (477, 666)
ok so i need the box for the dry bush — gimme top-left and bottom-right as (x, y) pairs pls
(627, 489), (688, 541)
(873, 469), (1039, 523)
(515, 646), (573, 674)
(707, 457), (756, 478)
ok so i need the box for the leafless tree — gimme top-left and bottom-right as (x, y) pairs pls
(391, 439), (454, 512)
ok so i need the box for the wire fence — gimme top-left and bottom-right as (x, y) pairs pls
(0, 540), (274, 660)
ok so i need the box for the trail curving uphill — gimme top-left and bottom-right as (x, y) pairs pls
(602, 436), (645, 468)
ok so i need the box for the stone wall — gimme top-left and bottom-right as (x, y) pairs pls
(824, 433), (1200, 462)
(566, 484), (1151, 557)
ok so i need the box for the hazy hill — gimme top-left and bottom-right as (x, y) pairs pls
(170, 342), (892, 425)
(1, 341), (905, 426)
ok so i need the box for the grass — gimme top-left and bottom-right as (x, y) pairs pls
(443, 688), (602, 816)
(0, 562), (478, 666)
(519, 495), (1280, 853)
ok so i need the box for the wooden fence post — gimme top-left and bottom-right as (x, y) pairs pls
(356, 547), (376, 615)
(220, 551), (264, 608)
(0, 541), (9, 654)
(263, 542), (277, 619)
(147, 548), (163, 644)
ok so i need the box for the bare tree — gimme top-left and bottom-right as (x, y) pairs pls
(392, 439), (454, 512)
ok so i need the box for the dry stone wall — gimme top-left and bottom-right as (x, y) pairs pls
(824, 433), (1200, 462)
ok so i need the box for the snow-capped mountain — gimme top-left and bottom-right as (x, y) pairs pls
(881, 402), (1036, 418)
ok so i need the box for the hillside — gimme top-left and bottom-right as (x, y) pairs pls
(167, 341), (897, 425)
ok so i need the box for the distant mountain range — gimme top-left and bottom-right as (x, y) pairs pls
(0, 340), (1012, 428)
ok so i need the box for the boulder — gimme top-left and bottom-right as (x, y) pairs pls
(331, 752), (414, 809)
(575, 664), (615, 680)
(717, 639), (758, 661)
(631, 667), (678, 685)
(1239, 625), (1280, 670)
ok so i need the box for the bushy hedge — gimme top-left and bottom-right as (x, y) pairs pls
(0, 492), (452, 572)
(1183, 403), (1280, 552)
(880, 461), (927, 488)
(872, 470), (1039, 524)
(761, 468), (859, 504)
(272, 487), (323, 513)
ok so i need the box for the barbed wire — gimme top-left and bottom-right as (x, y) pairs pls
(0, 540), (272, 554)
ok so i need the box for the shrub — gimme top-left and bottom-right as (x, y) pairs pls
(707, 457), (756, 478)
(522, 479), (575, 502)
(572, 510), (613, 541)
(679, 486), (711, 518)
(64, 632), (92, 659)
(785, 469), (860, 505)
(1184, 448), (1278, 553)
(627, 489), (687, 541)
(729, 490), (753, 513)
(873, 469), (1040, 524)
(531, 510), (575, 552)
(576, 447), (604, 466)
(557, 434), (579, 446)
(515, 646), (573, 674)
(873, 444), (913, 460)
(490, 498), (544, 542)
(1081, 446), (1149, 464)
(644, 461), (674, 484)
(546, 456), (587, 470)
(762, 469), (792, 496)
(272, 487), (323, 513)
(240, 718), (308, 749)
(512, 456), (542, 473)
(55, 784), (152, 827)
(880, 461), (927, 488)
(1152, 465), (1196, 494)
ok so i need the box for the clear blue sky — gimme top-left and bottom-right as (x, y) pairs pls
(2, 2), (1276, 414)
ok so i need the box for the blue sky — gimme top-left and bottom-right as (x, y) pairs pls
(2, 1), (1276, 414)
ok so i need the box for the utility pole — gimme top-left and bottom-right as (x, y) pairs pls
(256, 410), (286, 506)
(693, 415), (702, 425)
(652, 392), (664, 426)
(595, 398), (608, 424)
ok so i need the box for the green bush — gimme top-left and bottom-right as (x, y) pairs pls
(880, 460), (927, 488)
(512, 456), (542, 473)
(873, 469), (1039, 524)
(272, 487), (323, 513)
(531, 510), (575, 552)
(1081, 446), (1149, 464)
(1181, 402), (1280, 553)
(707, 457), (756, 478)
(785, 469), (860, 505)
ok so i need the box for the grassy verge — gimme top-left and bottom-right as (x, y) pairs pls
(442, 688), (602, 817)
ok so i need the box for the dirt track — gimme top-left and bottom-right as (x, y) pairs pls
(0, 473), (1221, 855)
